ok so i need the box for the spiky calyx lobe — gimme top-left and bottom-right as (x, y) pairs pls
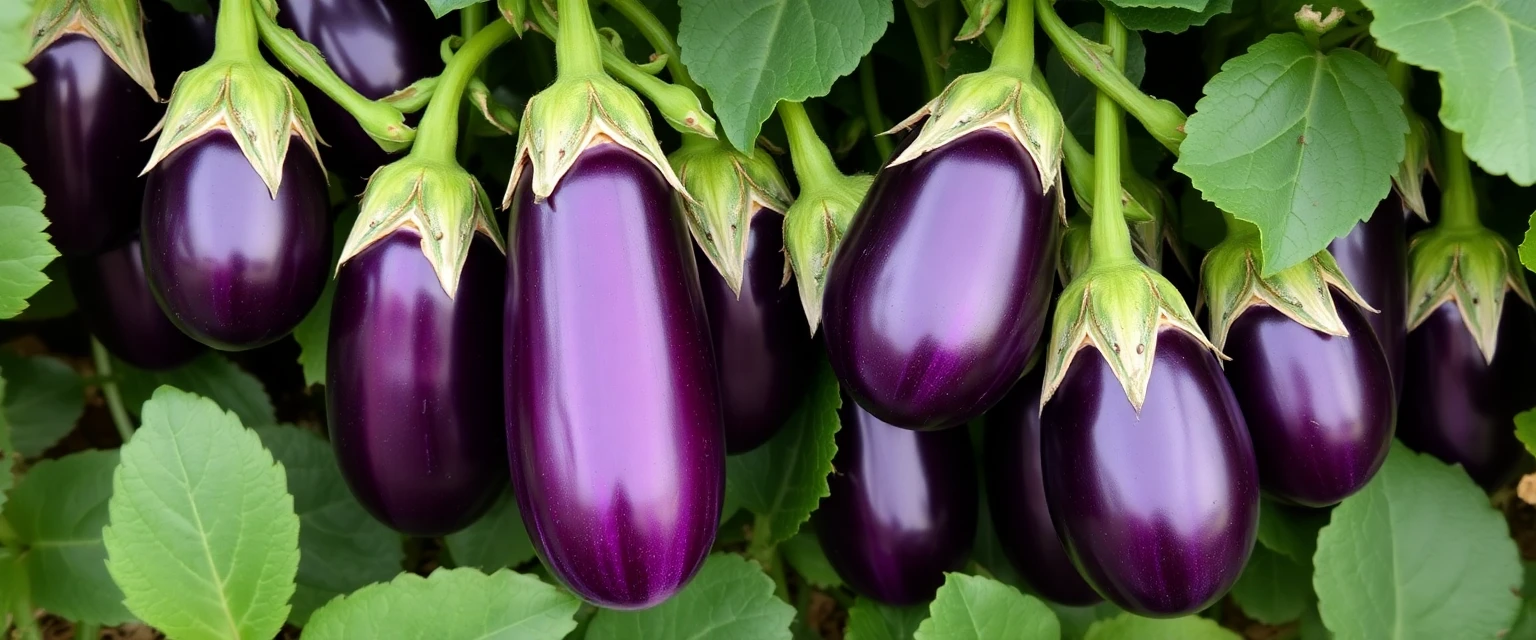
(1394, 111), (1432, 221)
(27, 0), (158, 99)
(1199, 230), (1373, 351)
(784, 173), (874, 332)
(669, 139), (793, 296)
(1407, 225), (1534, 363)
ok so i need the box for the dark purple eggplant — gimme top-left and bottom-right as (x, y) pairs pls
(816, 395), (978, 606)
(67, 236), (205, 370)
(276, 0), (441, 178)
(141, 131), (330, 351)
(1400, 301), (1536, 487)
(327, 230), (507, 536)
(506, 143), (723, 609)
(1328, 193), (1407, 396)
(822, 129), (1056, 431)
(696, 211), (813, 454)
(1223, 293), (1395, 507)
(983, 367), (1101, 606)
(1041, 330), (1259, 617)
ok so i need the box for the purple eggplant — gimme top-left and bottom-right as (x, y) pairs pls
(1328, 193), (1407, 395)
(1223, 293), (1395, 507)
(327, 230), (507, 536)
(696, 211), (813, 454)
(67, 237), (206, 370)
(506, 144), (723, 609)
(141, 131), (330, 351)
(822, 129), (1056, 431)
(1041, 330), (1259, 617)
(1400, 301), (1536, 487)
(983, 367), (1101, 606)
(816, 395), (978, 606)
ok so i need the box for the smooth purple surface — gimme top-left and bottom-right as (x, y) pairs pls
(983, 367), (1102, 606)
(1223, 293), (1395, 507)
(327, 231), (507, 536)
(67, 237), (205, 371)
(817, 396), (977, 606)
(1329, 193), (1407, 396)
(506, 144), (723, 609)
(1041, 330), (1259, 617)
(697, 211), (813, 453)
(1400, 301), (1536, 487)
(822, 129), (1056, 431)
(141, 131), (330, 351)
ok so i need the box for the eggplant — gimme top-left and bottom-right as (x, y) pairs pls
(697, 211), (813, 454)
(983, 367), (1101, 606)
(327, 230), (507, 536)
(4, 34), (158, 256)
(505, 143), (723, 609)
(822, 129), (1056, 431)
(141, 131), (330, 351)
(67, 237), (206, 371)
(1223, 292), (1395, 506)
(1041, 330), (1259, 617)
(1328, 193), (1407, 395)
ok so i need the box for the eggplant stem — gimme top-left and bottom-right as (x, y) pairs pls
(413, 20), (516, 164)
(555, 0), (605, 79)
(1438, 127), (1482, 232)
(989, 0), (1034, 78)
(211, 0), (260, 63)
(603, 0), (704, 98)
(777, 101), (844, 194)
(1088, 11), (1135, 267)
(90, 337), (135, 444)
(859, 57), (895, 161)
(905, 0), (945, 99)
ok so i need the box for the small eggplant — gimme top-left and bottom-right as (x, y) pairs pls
(816, 395), (978, 606)
(327, 230), (507, 536)
(1328, 194), (1407, 395)
(67, 237), (205, 371)
(140, 131), (330, 350)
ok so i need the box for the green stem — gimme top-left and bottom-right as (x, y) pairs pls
(0, 517), (18, 548)
(413, 20), (516, 163)
(210, 0), (259, 62)
(1384, 53), (1410, 97)
(777, 101), (842, 193)
(905, 0), (944, 98)
(1088, 11), (1134, 266)
(859, 57), (894, 161)
(460, 2), (485, 38)
(556, 0), (604, 79)
(1439, 127), (1480, 232)
(603, 0), (702, 96)
(989, 0), (1034, 77)
(937, 0), (959, 49)
(746, 514), (789, 602)
(74, 622), (100, 640)
(90, 338), (135, 444)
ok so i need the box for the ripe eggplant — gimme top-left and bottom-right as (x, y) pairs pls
(697, 211), (813, 454)
(141, 131), (330, 351)
(1041, 330), (1259, 617)
(816, 396), (978, 606)
(327, 230), (507, 536)
(506, 143), (723, 609)
(983, 368), (1101, 606)
(1223, 293), (1395, 507)
(1328, 194), (1407, 395)
(67, 237), (205, 371)
(822, 129), (1056, 431)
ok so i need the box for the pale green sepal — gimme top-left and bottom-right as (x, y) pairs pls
(1058, 215), (1091, 284)
(1199, 235), (1373, 352)
(142, 60), (325, 197)
(956, 0), (1002, 41)
(785, 174), (874, 333)
(28, 0), (158, 99)
(498, 0), (528, 36)
(670, 139), (794, 296)
(885, 69), (1064, 195)
(1406, 226), (1534, 363)
(468, 77), (518, 135)
(1042, 262), (1213, 412)
(1394, 111), (1432, 221)
(382, 75), (438, 114)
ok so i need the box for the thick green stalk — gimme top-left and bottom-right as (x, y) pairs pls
(414, 20), (516, 163)
(211, 0), (259, 62)
(556, 0), (604, 79)
(1088, 11), (1134, 266)
(461, 2), (485, 37)
(1439, 127), (1480, 232)
(989, 0), (1034, 77)
(603, 0), (701, 95)
(90, 338), (134, 444)
(905, 0), (944, 98)
(778, 101), (842, 192)
(859, 57), (894, 161)
(937, 0), (959, 48)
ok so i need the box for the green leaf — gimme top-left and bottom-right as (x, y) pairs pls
(0, 144), (44, 212)
(1084, 613), (1241, 639)
(0, 0), (32, 100)
(586, 554), (797, 640)
(289, 584), (340, 628)
(1255, 497), (1329, 565)
(13, 262), (75, 321)
(1313, 442), (1524, 639)
(1176, 33), (1406, 275)
(1107, 0), (1233, 34)
(914, 573), (1058, 640)
(0, 145), (58, 320)
(779, 530), (842, 589)
(116, 353), (276, 427)
(725, 359), (840, 548)
(1522, 213), (1536, 275)
(0, 456), (11, 514)
(0, 548), (29, 635)
(104, 387), (300, 640)
(1507, 562), (1536, 640)
(678, 0), (893, 151)
(304, 568), (580, 640)
(1050, 602), (1124, 640)
(1101, 0), (1208, 12)
(846, 598), (926, 640)
(421, 0), (483, 18)
(444, 491), (537, 573)
(1230, 545), (1311, 625)
(0, 351), (83, 457)
(4, 449), (133, 625)
(1046, 23), (1148, 146)
(1517, 408), (1536, 458)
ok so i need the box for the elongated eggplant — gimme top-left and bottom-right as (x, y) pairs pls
(816, 395), (978, 606)
(1223, 293), (1394, 506)
(67, 237), (205, 371)
(327, 230), (506, 536)
(983, 367), (1101, 606)
(822, 129), (1056, 431)
(1041, 330), (1258, 617)
(506, 143), (723, 609)
(1328, 194), (1407, 395)
(697, 211), (813, 453)
(141, 131), (330, 350)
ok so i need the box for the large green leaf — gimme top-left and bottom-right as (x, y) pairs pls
(846, 598), (926, 640)
(779, 530), (842, 589)
(1230, 544), (1311, 625)
(1255, 497), (1328, 565)
(1508, 562), (1536, 640)
(116, 353), (276, 427)
(0, 350), (83, 457)
(0, 0), (32, 99)
(913, 573), (1058, 640)
(586, 554), (796, 640)
(1101, 0), (1208, 11)
(421, 0), (482, 18)
(1107, 0), (1234, 34)
(0, 145), (58, 319)
(725, 359), (840, 548)
(1176, 33), (1406, 275)
(1084, 614), (1240, 639)
(444, 490), (537, 573)
(304, 568), (580, 640)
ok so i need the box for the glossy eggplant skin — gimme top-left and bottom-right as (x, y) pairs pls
(1041, 331), (1259, 617)
(327, 231), (507, 536)
(1400, 301), (1536, 487)
(1328, 193), (1407, 396)
(141, 131), (330, 351)
(1223, 293), (1394, 507)
(816, 396), (978, 606)
(983, 368), (1102, 606)
(67, 237), (206, 371)
(822, 129), (1056, 431)
(506, 144), (724, 609)
(697, 211), (813, 454)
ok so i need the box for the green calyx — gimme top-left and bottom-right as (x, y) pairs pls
(670, 138), (793, 297)
(27, 0), (158, 99)
(382, 76), (439, 114)
(1057, 208), (1189, 287)
(784, 173), (875, 333)
(1059, 214), (1092, 283)
(1407, 225), (1534, 363)
(497, 0), (529, 36)
(1394, 110), (1433, 220)
(1199, 232), (1372, 351)
(955, 0), (1002, 42)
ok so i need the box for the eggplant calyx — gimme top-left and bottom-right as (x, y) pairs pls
(28, 0), (159, 100)
(498, 0), (530, 37)
(340, 157), (504, 298)
(141, 61), (326, 197)
(884, 69), (1064, 195)
(784, 173), (875, 333)
(1042, 262), (1213, 412)
(955, 0), (1002, 42)
(1407, 226), (1534, 363)
(1199, 235), (1373, 352)
(1394, 111), (1433, 221)
(669, 139), (794, 297)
